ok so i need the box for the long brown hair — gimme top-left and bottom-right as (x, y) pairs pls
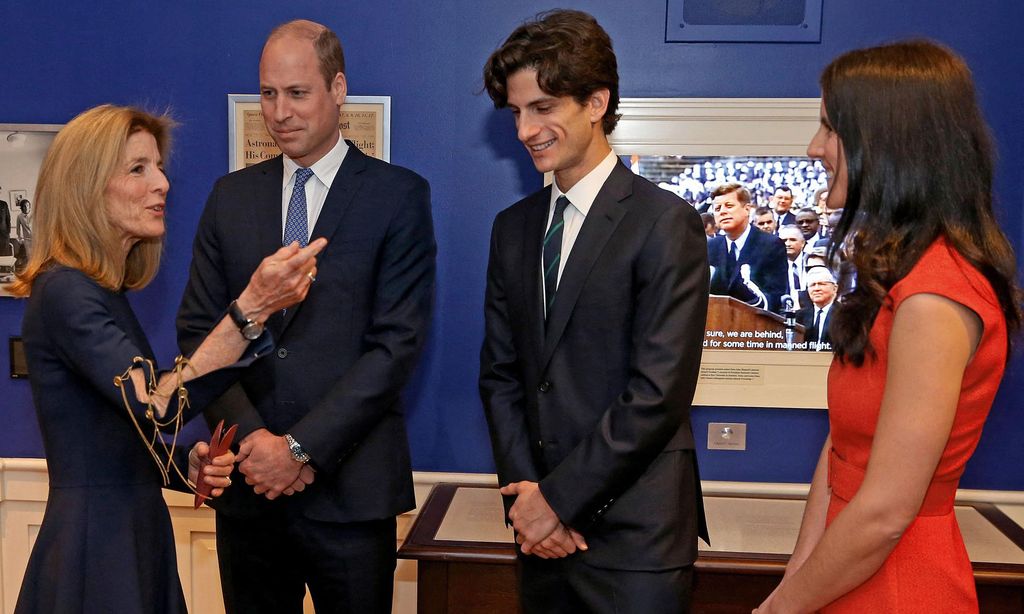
(823, 40), (1021, 365)
(6, 104), (173, 296)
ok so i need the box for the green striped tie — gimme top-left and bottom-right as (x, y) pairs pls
(543, 196), (570, 317)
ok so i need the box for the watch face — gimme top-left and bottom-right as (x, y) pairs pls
(241, 322), (263, 340)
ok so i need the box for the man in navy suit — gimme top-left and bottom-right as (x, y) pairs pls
(177, 19), (435, 614)
(480, 10), (709, 613)
(707, 183), (789, 313)
(798, 266), (838, 351)
(771, 186), (797, 227)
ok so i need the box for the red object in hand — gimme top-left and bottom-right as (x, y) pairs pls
(193, 420), (237, 509)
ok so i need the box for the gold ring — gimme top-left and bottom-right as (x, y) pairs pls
(307, 271), (316, 283)
(225, 477), (232, 487)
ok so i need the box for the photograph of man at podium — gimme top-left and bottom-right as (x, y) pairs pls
(479, 9), (709, 614)
(707, 183), (789, 313)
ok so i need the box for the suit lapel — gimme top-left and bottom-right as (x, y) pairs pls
(280, 142), (367, 332)
(255, 157), (286, 263)
(521, 188), (550, 363)
(540, 162), (631, 369)
(254, 159), (287, 335)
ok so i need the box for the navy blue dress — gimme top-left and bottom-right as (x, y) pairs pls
(15, 267), (268, 614)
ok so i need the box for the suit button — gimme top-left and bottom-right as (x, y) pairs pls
(277, 348), (288, 359)
(538, 381), (552, 393)
(537, 440), (544, 448)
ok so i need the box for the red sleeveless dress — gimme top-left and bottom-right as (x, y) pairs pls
(822, 238), (1007, 613)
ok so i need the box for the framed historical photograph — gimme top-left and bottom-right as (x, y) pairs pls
(606, 98), (831, 409)
(228, 94), (391, 172)
(0, 123), (62, 297)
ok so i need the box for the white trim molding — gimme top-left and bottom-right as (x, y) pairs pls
(3, 462), (1021, 614)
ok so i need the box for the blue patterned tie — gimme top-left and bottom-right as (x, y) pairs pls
(543, 196), (571, 317)
(283, 167), (314, 247)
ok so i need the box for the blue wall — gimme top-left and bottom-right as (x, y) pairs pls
(1, 1), (1021, 489)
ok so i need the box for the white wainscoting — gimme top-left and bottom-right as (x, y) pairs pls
(2, 459), (1021, 613)
(0, 459), (496, 614)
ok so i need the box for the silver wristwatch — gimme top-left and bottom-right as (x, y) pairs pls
(284, 433), (311, 464)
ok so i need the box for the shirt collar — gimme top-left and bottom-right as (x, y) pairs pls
(282, 131), (349, 187)
(550, 150), (617, 216)
(729, 223), (753, 253)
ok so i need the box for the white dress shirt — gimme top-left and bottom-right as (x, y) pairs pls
(280, 132), (349, 243)
(542, 150), (618, 311)
(727, 223), (753, 260)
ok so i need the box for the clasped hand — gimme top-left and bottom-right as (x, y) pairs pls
(236, 428), (315, 499)
(501, 481), (588, 559)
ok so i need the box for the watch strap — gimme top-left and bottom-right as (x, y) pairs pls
(227, 300), (250, 330)
(284, 433), (311, 464)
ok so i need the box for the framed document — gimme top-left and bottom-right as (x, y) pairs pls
(227, 94), (391, 171)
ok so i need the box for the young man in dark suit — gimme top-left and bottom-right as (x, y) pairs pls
(707, 183), (789, 313)
(176, 19), (435, 614)
(479, 10), (709, 613)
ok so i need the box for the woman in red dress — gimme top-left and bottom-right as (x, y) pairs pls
(756, 41), (1021, 613)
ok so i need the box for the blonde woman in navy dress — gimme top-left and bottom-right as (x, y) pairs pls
(9, 104), (325, 614)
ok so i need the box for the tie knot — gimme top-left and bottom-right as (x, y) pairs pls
(294, 167), (314, 188)
(554, 195), (570, 216)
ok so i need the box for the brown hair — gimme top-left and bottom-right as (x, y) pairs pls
(482, 9), (620, 134)
(712, 183), (751, 205)
(268, 19), (345, 89)
(821, 40), (1021, 364)
(6, 104), (173, 296)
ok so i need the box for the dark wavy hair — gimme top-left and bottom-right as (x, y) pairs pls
(482, 9), (621, 135)
(823, 40), (1021, 365)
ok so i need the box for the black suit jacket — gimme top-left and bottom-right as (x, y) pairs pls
(479, 162), (709, 571)
(708, 226), (788, 313)
(798, 303), (834, 349)
(177, 144), (435, 522)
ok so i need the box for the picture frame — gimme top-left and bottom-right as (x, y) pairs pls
(9, 336), (28, 378)
(666, 0), (823, 43)
(227, 94), (391, 172)
(609, 98), (831, 409)
(0, 123), (63, 297)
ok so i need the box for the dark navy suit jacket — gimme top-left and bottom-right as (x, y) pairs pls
(707, 226), (789, 313)
(177, 144), (435, 523)
(798, 303), (834, 349)
(480, 162), (709, 571)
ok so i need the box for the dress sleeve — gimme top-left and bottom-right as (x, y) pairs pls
(889, 241), (999, 320)
(40, 270), (155, 421)
(40, 270), (274, 428)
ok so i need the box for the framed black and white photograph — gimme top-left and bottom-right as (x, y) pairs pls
(227, 94), (391, 172)
(0, 124), (62, 297)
